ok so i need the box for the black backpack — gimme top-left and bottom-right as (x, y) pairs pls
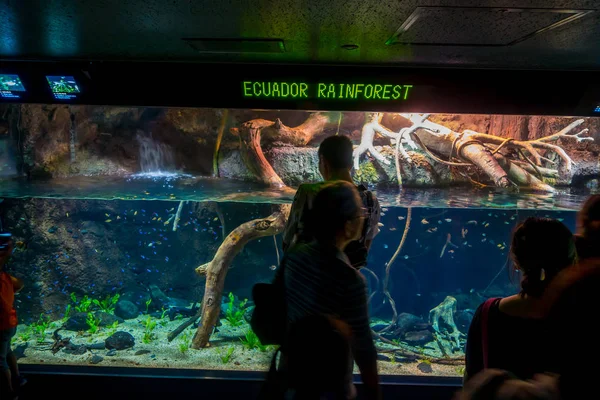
(345, 184), (375, 270)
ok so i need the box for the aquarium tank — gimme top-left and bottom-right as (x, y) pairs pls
(0, 105), (598, 378)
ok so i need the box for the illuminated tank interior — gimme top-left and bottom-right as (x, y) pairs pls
(0, 103), (598, 377)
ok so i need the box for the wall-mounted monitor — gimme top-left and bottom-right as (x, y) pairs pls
(0, 74), (26, 98)
(46, 75), (80, 100)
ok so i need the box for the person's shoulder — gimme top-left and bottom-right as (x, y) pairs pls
(294, 182), (324, 199)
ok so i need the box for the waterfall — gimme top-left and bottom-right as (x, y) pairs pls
(136, 132), (175, 174)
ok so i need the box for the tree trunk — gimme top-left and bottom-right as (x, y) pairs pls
(399, 113), (580, 192)
(191, 204), (291, 349)
(190, 114), (326, 348)
(230, 113), (329, 187)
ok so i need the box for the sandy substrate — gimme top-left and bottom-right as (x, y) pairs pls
(13, 317), (463, 378)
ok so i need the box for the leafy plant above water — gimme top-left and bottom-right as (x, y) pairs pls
(225, 292), (248, 327)
(93, 293), (120, 314)
(142, 315), (157, 344)
(240, 329), (268, 352)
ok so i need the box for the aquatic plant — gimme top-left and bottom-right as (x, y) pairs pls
(159, 308), (169, 327)
(455, 366), (465, 376)
(145, 298), (152, 314)
(142, 315), (157, 344)
(32, 314), (50, 344)
(218, 346), (235, 364)
(107, 321), (119, 336)
(178, 331), (190, 354)
(19, 326), (32, 342)
(72, 293), (93, 313)
(225, 292), (248, 327)
(93, 293), (120, 314)
(63, 304), (72, 323)
(240, 329), (267, 352)
(86, 312), (101, 334)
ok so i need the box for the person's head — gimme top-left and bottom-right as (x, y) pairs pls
(510, 217), (576, 297)
(310, 181), (364, 249)
(318, 135), (354, 180)
(577, 195), (600, 241)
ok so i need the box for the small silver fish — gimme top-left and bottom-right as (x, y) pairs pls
(444, 218), (452, 223)
(269, 265), (277, 271)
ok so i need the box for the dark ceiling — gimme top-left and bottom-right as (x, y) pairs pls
(1, 0), (600, 69)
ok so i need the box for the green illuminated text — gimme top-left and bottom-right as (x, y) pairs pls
(242, 81), (413, 101)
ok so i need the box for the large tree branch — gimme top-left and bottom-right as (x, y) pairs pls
(535, 119), (589, 143)
(230, 113), (329, 187)
(191, 204), (291, 349)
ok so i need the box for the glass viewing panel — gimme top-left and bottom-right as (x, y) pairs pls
(0, 104), (598, 378)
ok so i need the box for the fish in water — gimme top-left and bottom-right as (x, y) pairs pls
(398, 216), (405, 221)
(427, 227), (438, 233)
(444, 218), (452, 223)
(15, 241), (26, 249)
(461, 228), (468, 238)
(389, 227), (397, 231)
(377, 222), (384, 227)
(269, 265), (277, 271)
(466, 220), (477, 225)
(421, 218), (429, 225)
(105, 219), (112, 223)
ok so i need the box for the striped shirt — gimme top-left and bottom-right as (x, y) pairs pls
(275, 240), (377, 375)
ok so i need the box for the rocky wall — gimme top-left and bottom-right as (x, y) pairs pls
(0, 198), (277, 322)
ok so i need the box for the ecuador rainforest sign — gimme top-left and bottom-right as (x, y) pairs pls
(242, 81), (413, 101)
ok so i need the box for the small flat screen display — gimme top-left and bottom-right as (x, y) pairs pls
(46, 75), (80, 100)
(0, 74), (26, 98)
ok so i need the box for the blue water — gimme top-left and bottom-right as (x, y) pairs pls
(0, 175), (594, 210)
(0, 175), (582, 376)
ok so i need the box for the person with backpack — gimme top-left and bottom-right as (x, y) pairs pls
(282, 135), (381, 270)
(463, 218), (577, 383)
(271, 181), (381, 400)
